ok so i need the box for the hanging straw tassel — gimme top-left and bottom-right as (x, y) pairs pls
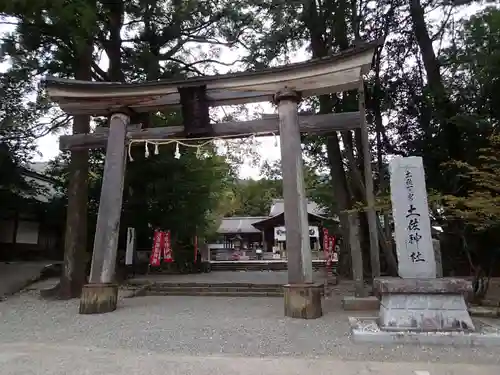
(144, 142), (150, 158)
(154, 143), (159, 155)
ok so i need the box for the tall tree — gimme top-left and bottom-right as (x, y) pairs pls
(1, 0), (100, 298)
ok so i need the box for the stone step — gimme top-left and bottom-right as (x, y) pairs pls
(146, 282), (283, 288)
(133, 282), (326, 298)
(209, 262), (326, 272)
(152, 286), (282, 293)
(144, 290), (284, 297)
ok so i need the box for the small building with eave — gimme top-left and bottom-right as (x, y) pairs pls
(210, 199), (339, 260)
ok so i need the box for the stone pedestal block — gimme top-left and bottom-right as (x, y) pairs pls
(284, 283), (323, 319)
(342, 296), (380, 311)
(374, 277), (474, 332)
(79, 283), (118, 315)
(374, 277), (472, 296)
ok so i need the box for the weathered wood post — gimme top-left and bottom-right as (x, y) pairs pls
(275, 88), (322, 319)
(80, 112), (130, 314)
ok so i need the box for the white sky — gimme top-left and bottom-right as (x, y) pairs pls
(1, 2), (487, 179)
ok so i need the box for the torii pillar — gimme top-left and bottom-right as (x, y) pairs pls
(79, 111), (130, 314)
(275, 88), (323, 319)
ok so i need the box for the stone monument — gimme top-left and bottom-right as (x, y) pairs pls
(390, 156), (436, 279)
(349, 156), (500, 346)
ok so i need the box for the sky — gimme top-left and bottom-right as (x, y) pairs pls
(1, 2), (487, 179)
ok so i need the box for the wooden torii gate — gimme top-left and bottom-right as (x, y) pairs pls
(44, 39), (382, 318)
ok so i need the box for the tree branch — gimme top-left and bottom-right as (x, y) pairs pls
(91, 62), (109, 81)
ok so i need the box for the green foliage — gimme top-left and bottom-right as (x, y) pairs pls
(124, 143), (234, 243)
(0, 67), (52, 204)
(230, 178), (282, 216)
(444, 133), (500, 232)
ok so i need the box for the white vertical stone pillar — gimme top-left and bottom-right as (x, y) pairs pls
(389, 156), (436, 278)
(125, 227), (136, 266)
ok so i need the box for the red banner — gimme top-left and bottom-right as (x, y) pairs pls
(323, 228), (329, 257)
(163, 230), (173, 263)
(150, 230), (165, 266)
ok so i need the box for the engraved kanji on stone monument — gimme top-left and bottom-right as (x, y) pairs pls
(389, 156), (436, 278)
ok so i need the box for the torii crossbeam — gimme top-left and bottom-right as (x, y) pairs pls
(43, 39), (382, 317)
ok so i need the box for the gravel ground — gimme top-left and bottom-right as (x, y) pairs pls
(0, 288), (500, 366)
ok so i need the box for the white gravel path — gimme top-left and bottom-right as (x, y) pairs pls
(0, 342), (499, 375)
(0, 290), (499, 368)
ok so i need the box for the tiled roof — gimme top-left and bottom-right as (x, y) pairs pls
(269, 199), (326, 217)
(217, 216), (269, 234)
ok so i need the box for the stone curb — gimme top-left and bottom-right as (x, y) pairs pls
(480, 299), (500, 308)
(469, 305), (500, 318)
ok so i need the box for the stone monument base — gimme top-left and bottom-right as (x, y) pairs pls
(348, 277), (500, 346)
(284, 283), (323, 319)
(79, 283), (118, 315)
(349, 317), (500, 346)
(375, 277), (474, 331)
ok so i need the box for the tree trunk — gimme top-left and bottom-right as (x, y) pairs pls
(302, 0), (358, 276)
(50, 42), (93, 299)
(341, 132), (399, 275)
(409, 0), (461, 162)
(106, 0), (125, 82)
(371, 46), (394, 264)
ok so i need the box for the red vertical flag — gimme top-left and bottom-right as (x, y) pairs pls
(328, 235), (335, 256)
(163, 230), (173, 263)
(150, 230), (164, 267)
(322, 228), (329, 258)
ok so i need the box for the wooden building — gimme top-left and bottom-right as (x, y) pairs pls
(0, 163), (63, 260)
(210, 216), (267, 260)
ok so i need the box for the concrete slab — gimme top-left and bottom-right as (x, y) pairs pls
(349, 317), (500, 347)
